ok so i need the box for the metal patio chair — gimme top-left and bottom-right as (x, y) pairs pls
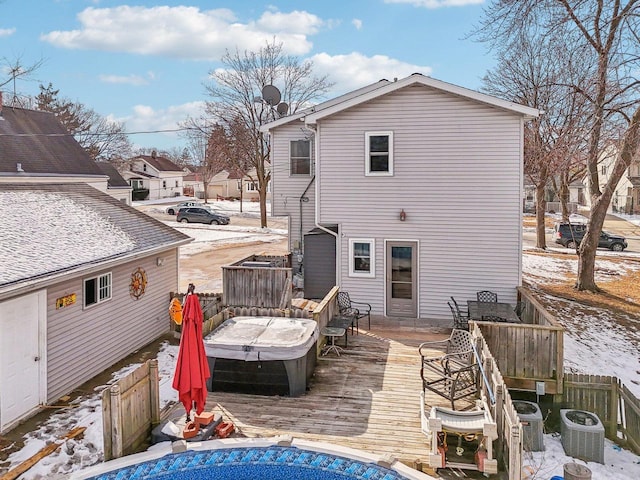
(419, 329), (478, 410)
(447, 301), (469, 331)
(337, 292), (372, 331)
(476, 290), (498, 303)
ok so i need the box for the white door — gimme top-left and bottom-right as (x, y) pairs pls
(0, 291), (45, 431)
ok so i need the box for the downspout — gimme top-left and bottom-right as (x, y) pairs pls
(308, 123), (340, 286)
(299, 176), (314, 271)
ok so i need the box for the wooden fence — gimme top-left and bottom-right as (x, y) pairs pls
(102, 359), (160, 461)
(562, 373), (640, 454)
(476, 286), (564, 395)
(222, 254), (293, 309)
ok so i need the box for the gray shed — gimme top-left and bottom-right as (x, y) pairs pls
(303, 227), (336, 300)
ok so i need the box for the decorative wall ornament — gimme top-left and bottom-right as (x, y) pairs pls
(130, 267), (148, 300)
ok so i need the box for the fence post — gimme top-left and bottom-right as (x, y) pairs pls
(101, 388), (113, 461)
(110, 384), (124, 459)
(149, 359), (160, 427)
(509, 424), (522, 480)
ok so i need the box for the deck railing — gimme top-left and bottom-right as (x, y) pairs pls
(475, 286), (564, 395)
(470, 323), (524, 480)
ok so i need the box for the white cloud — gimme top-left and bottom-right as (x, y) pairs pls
(309, 52), (432, 93)
(0, 28), (16, 37)
(40, 6), (321, 60)
(384, 0), (484, 7)
(98, 73), (152, 86)
(257, 10), (323, 35)
(352, 19), (363, 30)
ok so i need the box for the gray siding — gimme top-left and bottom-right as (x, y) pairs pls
(46, 250), (179, 402)
(316, 85), (523, 320)
(270, 123), (317, 256)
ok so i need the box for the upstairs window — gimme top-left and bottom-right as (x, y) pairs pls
(290, 140), (311, 175)
(365, 131), (393, 176)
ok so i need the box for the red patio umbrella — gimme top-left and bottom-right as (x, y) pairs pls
(172, 284), (210, 420)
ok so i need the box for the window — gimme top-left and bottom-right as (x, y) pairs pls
(84, 272), (112, 307)
(246, 182), (258, 192)
(349, 239), (375, 278)
(162, 180), (167, 189)
(175, 180), (179, 187)
(365, 131), (393, 176)
(601, 164), (607, 175)
(290, 140), (311, 175)
(143, 164), (147, 172)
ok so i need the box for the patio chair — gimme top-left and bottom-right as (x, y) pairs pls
(337, 292), (372, 330)
(447, 301), (469, 331)
(419, 329), (478, 410)
(477, 290), (498, 303)
(450, 296), (469, 324)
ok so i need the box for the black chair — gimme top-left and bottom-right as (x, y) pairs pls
(477, 290), (498, 303)
(337, 292), (372, 331)
(448, 301), (469, 331)
(450, 296), (469, 320)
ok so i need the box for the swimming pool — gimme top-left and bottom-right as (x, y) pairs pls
(71, 438), (437, 480)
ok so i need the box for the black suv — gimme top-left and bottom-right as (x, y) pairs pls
(176, 207), (230, 225)
(554, 222), (627, 251)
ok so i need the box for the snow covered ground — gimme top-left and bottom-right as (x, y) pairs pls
(2, 210), (640, 479)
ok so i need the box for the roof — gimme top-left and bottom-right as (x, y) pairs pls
(260, 78), (391, 132)
(134, 154), (184, 172)
(0, 105), (106, 178)
(95, 162), (130, 188)
(262, 73), (540, 132)
(0, 183), (191, 293)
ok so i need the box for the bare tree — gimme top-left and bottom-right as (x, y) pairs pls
(0, 56), (45, 105)
(36, 83), (133, 162)
(204, 40), (333, 227)
(476, 0), (640, 291)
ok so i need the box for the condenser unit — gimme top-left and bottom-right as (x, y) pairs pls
(560, 409), (604, 464)
(513, 400), (544, 451)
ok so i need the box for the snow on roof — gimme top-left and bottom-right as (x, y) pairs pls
(0, 190), (135, 285)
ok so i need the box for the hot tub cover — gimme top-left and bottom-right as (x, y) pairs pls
(204, 316), (319, 361)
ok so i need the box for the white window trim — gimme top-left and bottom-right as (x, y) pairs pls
(349, 238), (375, 278)
(83, 272), (112, 308)
(365, 131), (394, 176)
(289, 139), (312, 176)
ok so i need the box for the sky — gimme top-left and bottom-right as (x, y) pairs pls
(0, 0), (494, 151)
(2, 203), (640, 478)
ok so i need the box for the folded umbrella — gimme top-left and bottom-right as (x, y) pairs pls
(172, 288), (210, 420)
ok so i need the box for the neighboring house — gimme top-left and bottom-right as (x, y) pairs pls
(584, 144), (640, 214)
(122, 151), (186, 201)
(262, 73), (539, 320)
(523, 178), (585, 214)
(96, 161), (133, 205)
(185, 167), (271, 202)
(0, 183), (191, 433)
(0, 96), (128, 204)
(0, 95), (192, 432)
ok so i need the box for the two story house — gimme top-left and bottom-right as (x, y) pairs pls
(123, 151), (187, 200)
(262, 73), (539, 321)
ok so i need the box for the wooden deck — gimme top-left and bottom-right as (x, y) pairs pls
(204, 321), (473, 471)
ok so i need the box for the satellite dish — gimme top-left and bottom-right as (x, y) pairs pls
(276, 102), (289, 116)
(261, 85), (281, 106)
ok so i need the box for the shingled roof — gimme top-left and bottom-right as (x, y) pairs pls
(134, 153), (184, 172)
(96, 161), (130, 188)
(0, 183), (191, 293)
(0, 104), (105, 177)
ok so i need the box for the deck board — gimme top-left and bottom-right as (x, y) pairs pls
(204, 324), (474, 470)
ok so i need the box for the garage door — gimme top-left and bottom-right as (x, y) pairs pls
(0, 291), (45, 432)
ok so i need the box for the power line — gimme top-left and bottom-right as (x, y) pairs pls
(0, 127), (197, 137)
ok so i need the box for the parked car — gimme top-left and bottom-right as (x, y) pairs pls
(166, 201), (199, 215)
(554, 222), (627, 251)
(176, 207), (230, 225)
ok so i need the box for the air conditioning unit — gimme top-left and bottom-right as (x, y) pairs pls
(513, 400), (544, 451)
(560, 409), (604, 464)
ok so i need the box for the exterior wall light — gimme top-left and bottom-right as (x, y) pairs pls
(400, 209), (407, 221)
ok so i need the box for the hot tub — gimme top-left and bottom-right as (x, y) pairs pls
(203, 316), (318, 396)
